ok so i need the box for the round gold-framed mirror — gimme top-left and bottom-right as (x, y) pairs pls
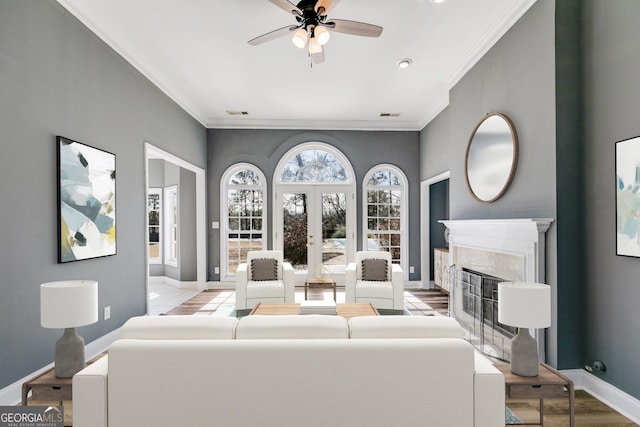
(465, 113), (519, 203)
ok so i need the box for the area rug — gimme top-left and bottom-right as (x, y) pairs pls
(163, 289), (446, 316)
(376, 308), (413, 316)
(208, 304), (413, 318)
(505, 407), (523, 424)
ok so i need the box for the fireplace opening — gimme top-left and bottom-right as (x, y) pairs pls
(453, 267), (516, 361)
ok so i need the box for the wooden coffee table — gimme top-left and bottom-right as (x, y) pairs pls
(249, 302), (379, 321)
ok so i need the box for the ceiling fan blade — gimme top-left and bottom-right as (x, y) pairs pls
(268, 0), (302, 15)
(326, 19), (383, 37)
(315, 0), (341, 15)
(248, 25), (297, 46)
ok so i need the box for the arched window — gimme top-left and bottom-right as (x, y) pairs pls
(279, 147), (350, 183)
(363, 164), (408, 275)
(221, 163), (267, 280)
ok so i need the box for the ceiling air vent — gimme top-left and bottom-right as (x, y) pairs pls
(226, 110), (249, 116)
(380, 113), (400, 117)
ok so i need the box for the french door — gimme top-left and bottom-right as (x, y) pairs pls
(275, 185), (355, 285)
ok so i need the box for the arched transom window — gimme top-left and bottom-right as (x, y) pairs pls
(221, 163), (267, 280)
(363, 164), (408, 275)
(280, 149), (349, 183)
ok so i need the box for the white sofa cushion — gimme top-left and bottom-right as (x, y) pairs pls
(349, 315), (464, 339)
(355, 280), (394, 299)
(236, 315), (349, 339)
(246, 280), (285, 299)
(73, 355), (108, 427)
(119, 315), (238, 340)
(474, 351), (506, 427)
(106, 338), (476, 427)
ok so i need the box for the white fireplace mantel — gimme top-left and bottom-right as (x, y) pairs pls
(440, 218), (554, 362)
(440, 218), (553, 283)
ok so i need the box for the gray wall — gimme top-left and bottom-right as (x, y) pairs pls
(554, 0), (585, 373)
(0, 0), (206, 390)
(162, 163), (197, 282)
(448, 0), (557, 222)
(420, 0), (640, 399)
(582, 0), (640, 398)
(420, 107), (450, 181)
(420, 0), (565, 366)
(207, 129), (420, 281)
(178, 168), (197, 281)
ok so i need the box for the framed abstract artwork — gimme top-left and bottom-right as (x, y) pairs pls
(616, 135), (640, 257)
(57, 136), (116, 263)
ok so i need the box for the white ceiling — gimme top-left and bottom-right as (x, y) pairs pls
(56, 0), (536, 131)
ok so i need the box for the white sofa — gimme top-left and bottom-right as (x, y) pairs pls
(73, 315), (504, 427)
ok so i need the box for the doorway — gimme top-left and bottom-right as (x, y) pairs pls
(144, 143), (206, 314)
(273, 143), (356, 286)
(277, 186), (352, 284)
(420, 171), (450, 289)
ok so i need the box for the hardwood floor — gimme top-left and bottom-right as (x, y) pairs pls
(507, 390), (637, 426)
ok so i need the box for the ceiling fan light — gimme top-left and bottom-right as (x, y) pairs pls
(309, 36), (323, 54)
(315, 26), (330, 45)
(292, 28), (308, 48)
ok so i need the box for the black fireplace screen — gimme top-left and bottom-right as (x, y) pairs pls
(456, 268), (516, 361)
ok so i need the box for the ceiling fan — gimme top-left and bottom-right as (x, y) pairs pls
(248, 0), (383, 64)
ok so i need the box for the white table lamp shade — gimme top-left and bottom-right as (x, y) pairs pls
(41, 280), (98, 328)
(498, 282), (551, 329)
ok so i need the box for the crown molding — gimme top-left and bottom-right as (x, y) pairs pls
(447, 0), (538, 89)
(55, 0), (207, 127)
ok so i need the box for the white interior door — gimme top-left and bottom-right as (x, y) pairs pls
(276, 185), (353, 285)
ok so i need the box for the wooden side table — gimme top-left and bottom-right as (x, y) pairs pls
(22, 354), (106, 426)
(496, 363), (575, 427)
(304, 278), (337, 301)
(22, 368), (72, 406)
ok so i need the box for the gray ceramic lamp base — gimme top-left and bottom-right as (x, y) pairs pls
(510, 327), (539, 377)
(54, 327), (86, 378)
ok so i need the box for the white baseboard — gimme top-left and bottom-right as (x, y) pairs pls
(0, 328), (120, 406)
(562, 369), (640, 424)
(404, 281), (422, 289)
(149, 276), (197, 290)
(206, 281), (234, 289)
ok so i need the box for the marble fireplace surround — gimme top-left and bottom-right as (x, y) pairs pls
(440, 218), (553, 284)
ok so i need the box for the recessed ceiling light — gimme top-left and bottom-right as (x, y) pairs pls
(432, 0), (446, 4)
(397, 58), (412, 69)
